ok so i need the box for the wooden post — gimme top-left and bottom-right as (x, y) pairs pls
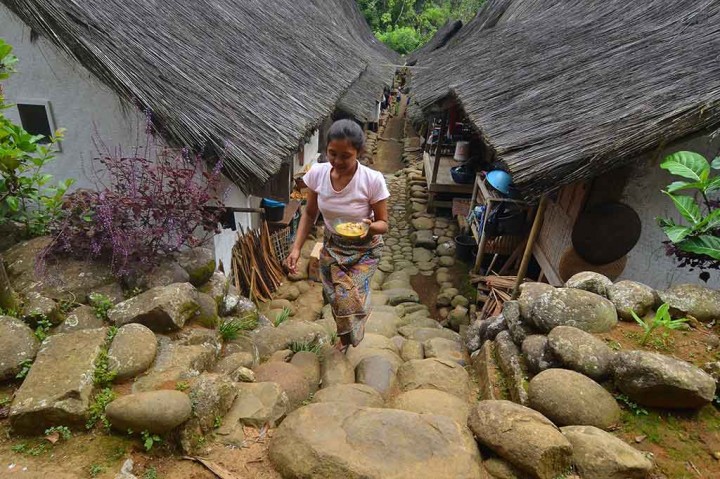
(428, 119), (445, 212)
(512, 195), (548, 299)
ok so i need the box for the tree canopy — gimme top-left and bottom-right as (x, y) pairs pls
(357, 0), (485, 54)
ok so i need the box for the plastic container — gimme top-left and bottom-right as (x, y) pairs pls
(262, 198), (285, 222)
(454, 141), (470, 162)
(455, 235), (477, 263)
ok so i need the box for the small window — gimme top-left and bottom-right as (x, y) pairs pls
(17, 101), (55, 144)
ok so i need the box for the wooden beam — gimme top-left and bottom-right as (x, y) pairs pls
(512, 195), (548, 299)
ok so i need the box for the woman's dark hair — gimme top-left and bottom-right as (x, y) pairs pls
(327, 119), (365, 152)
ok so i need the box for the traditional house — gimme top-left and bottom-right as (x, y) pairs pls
(0, 0), (396, 269)
(408, 0), (720, 289)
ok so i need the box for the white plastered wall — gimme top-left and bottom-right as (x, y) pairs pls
(620, 129), (720, 289)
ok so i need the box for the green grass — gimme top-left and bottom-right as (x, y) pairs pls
(218, 311), (258, 341)
(289, 340), (322, 355)
(273, 307), (292, 327)
(44, 425), (72, 441)
(143, 467), (159, 479)
(89, 464), (104, 477)
(88, 293), (114, 322)
(87, 387), (117, 430)
(615, 393), (649, 417)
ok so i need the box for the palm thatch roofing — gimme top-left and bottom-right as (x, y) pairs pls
(405, 19), (463, 66)
(332, 0), (400, 123)
(410, 0), (720, 198)
(2, 0), (395, 189)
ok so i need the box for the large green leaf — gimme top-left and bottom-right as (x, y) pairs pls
(711, 157), (720, 170)
(661, 151), (710, 182)
(679, 235), (720, 260)
(697, 209), (720, 233)
(705, 176), (720, 193)
(662, 225), (693, 243)
(666, 181), (703, 193)
(664, 193), (702, 225)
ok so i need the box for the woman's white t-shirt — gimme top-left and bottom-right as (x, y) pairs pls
(303, 162), (390, 232)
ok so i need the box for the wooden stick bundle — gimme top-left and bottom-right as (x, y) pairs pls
(231, 222), (285, 302)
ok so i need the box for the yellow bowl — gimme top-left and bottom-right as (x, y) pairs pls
(333, 220), (369, 238)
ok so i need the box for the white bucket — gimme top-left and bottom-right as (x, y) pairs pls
(454, 141), (470, 162)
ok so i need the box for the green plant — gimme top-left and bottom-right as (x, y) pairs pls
(218, 311), (258, 341)
(273, 307), (291, 327)
(658, 151), (720, 267)
(34, 317), (53, 342)
(89, 293), (114, 322)
(44, 425), (72, 441)
(89, 464), (104, 477)
(86, 387), (116, 430)
(15, 358), (32, 379)
(11, 443), (27, 453)
(140, 430), (162, 451)
(0, 395), (10, 407)
(630, 303), (688, 346)
(607, 340), (622, 351)
(289, 340), (322, 355)
(175, 381), (189, 392)
(143, 467), (159, 479)
(93, 349), (117, 386)
(616, 393), (649, 416)
(213, 415), (222, 429)
(0, 39), (74, 236)
(0, 306), (19, 317)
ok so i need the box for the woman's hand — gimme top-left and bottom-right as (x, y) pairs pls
(286, 247), (301, 274)
(361, 219), (373, 239)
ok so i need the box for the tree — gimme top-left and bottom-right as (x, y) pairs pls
(357, 0), (487, 53)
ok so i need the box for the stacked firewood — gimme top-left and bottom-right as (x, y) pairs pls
(231, 222), (284, 302)
(473, 275), (518, 319)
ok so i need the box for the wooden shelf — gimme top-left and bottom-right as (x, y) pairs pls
(423, 151), (475, 194)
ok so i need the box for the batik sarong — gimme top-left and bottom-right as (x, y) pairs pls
(320, 233), (383, 347)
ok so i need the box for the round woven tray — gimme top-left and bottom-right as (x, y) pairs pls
(558, 247), (628, 283)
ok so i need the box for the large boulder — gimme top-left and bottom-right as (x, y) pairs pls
(56, 305), (105, 333)
(659, 284), (720, 322)
(504, 300), (535, 346)
(562, 425), (654, 479)
(107, 323), (158, 380)
(384, 288), (420, 306)
(612, 351), (716, 409)
(468, 400), (573, 479)
(4, 236), (121, 302)
(106, 390), (192, 434)
(423, 337), (466, 365)
(356, 355), (397, 398)
(530, 288), (618, 333)
(312, 383), (384, 408)
(108, 283), (199, 332)
(528, 369), (621, 430)
(398, 326), (461, 342)
(564, 272), (613, 297)
(132, 339), (218, 392)
(290, 351), (321, 393)
(0, 316), (39, 381)
(365, 311), (400, 337)
(522, 335), (559, 375)
(346, 333), (402, 369)
(389, 389), (470, 425)
(607, 281), (657, 321)
(178, 373), (237, 454)
(269, 403), (483, 479)
(226, 382), (289, 428)
(175, 247), (216, 287)
(397, 358), (470, 399)
(251, 320), (330, 359)
(321, 349), (355, 388)
(547, 326), (614, 380)
(518, 282), (555, 320)
(253, 362), (311, 410)
(9, 328), (108, 433)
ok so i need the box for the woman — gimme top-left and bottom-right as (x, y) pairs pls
(287, 119), (389, 351)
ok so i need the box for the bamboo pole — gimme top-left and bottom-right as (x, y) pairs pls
(511, 195), (548, 299)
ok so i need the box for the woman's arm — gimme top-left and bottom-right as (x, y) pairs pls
(365, 198), (389, 236)
(286, 190), (319, 273)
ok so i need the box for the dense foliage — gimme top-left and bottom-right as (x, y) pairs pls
(0, 39), (73, 236)
(358, 0), (486, 53)
(658, 150), (720, 269)
(42, 132), (226, 277)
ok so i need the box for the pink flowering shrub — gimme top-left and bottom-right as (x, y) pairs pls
(42, 135), (225, 277)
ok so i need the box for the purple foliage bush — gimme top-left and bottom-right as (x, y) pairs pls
(41, 136), (226, 277)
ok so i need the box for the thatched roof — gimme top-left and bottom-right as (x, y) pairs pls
(405, 20), (463, 66)
(332, 0), (399, 123)
(410, 0), (720, 198)
(2, 0), (394, 188)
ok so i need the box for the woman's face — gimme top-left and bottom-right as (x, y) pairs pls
(327, 139), (359, 173)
